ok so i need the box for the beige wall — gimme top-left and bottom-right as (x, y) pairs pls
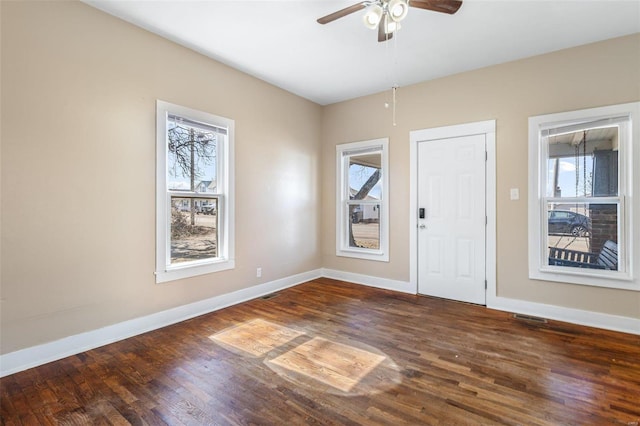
(321, 34), (640, 319)
(1, 1), (639, 357)
(0, 1), (322, 354)
(0, 1), (3, 323)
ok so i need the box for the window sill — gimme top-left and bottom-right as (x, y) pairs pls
(337, 248), (389, 262)
(156, 258), (235, 284)
(530, 267), (637, 291)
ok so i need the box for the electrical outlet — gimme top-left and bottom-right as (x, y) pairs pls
(256, 267), (262, 278)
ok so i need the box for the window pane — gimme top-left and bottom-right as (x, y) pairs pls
(349, 152), (382, 200)
(348, 203), (380, 250)
(170, 197), (218, 264)
(167, 117), (218, 192)
(546, 126), (618, 198)
(547, 202), (618, 271)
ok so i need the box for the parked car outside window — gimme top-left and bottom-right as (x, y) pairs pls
(548, 210), (591, 236)
(199, 204), (216, 215)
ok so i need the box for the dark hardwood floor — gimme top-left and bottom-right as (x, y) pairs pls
(2, 278), (639, 425)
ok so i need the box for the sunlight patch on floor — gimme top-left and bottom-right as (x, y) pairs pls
(209, 318), (305, 357)
(210, 318), (402, 396)
(267, 337), (386, 392)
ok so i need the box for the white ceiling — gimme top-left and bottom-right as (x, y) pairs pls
(84, 0), (640, 105)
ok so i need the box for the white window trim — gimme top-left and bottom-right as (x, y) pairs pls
(528, 102), (639, 291)
(155, 100), (235, 283)
(336, 138), (389, 262)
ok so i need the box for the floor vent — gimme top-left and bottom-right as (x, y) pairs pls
(513, 313), (548, 323)
(260, 293), (280, 300)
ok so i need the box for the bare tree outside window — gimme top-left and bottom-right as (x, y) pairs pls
(335, 139), (388, 262)
(347, 153), (382, 250)
(349, 166), (380, 248)
(156, 100), (235, 282)
(167, 118), (219, 263)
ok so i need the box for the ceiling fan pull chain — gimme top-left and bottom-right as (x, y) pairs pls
(392, 86), (398, 126)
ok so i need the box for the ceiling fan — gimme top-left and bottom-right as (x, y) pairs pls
(317, 0), (463, 42)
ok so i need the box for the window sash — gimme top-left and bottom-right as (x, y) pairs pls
(166, 195), (223, 269)
(345, 200), (380, 206)
(539, 197), (626, 277)
(541, 199), (624, 273)
(342, 149), (382, 252)
(168, 114), (227, 135)
(156, 100), (235, 283)
(167, 191), (221, 198)
(341, 202), (383, 254)
(528, 102), (638, 289)
(336, 139), (389, 262)
(344, 149), (383, 202)
(540, 116), (628, 136)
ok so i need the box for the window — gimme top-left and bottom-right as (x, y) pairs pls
(528, 102), (639, 290)
(336, 139), (389, 261)
(156, 101), (234, 283)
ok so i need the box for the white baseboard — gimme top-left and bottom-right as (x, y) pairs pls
(2, 267), (638, 378)
(321, 268), (638, 335)
(321, 268), (415, 294)
(0, 269), (323, 378)
(488, 296), (640, 335)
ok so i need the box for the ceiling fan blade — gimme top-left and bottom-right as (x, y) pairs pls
(408, 0), (462, 14)
(378, 21), (394, 42)
(317, 2), (367, 24)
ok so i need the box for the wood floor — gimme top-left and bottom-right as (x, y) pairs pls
(2, 278), (639, 425)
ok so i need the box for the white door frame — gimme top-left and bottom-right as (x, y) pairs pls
(409, 120), (497, 303)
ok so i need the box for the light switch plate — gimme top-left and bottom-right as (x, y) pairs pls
(510, 188), (519, 200)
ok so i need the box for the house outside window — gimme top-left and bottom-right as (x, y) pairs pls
(528, 102), (639, 290)
(336, 138), (389, 262)
(156, 100), (234, 283)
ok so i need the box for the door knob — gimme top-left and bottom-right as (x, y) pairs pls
(419, 224), (426, 229)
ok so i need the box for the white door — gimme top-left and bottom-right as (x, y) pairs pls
(417, 134), (486, 304)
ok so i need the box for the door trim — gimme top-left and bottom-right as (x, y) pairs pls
(409, 120), (496, 304)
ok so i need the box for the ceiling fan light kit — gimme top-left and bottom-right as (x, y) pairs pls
(388, 0), (409, 22)
(318, 0), (463, 42)
(363, 4), (384, 29)
(316, 0), (463, 125)
(363, 0), (407, 33)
